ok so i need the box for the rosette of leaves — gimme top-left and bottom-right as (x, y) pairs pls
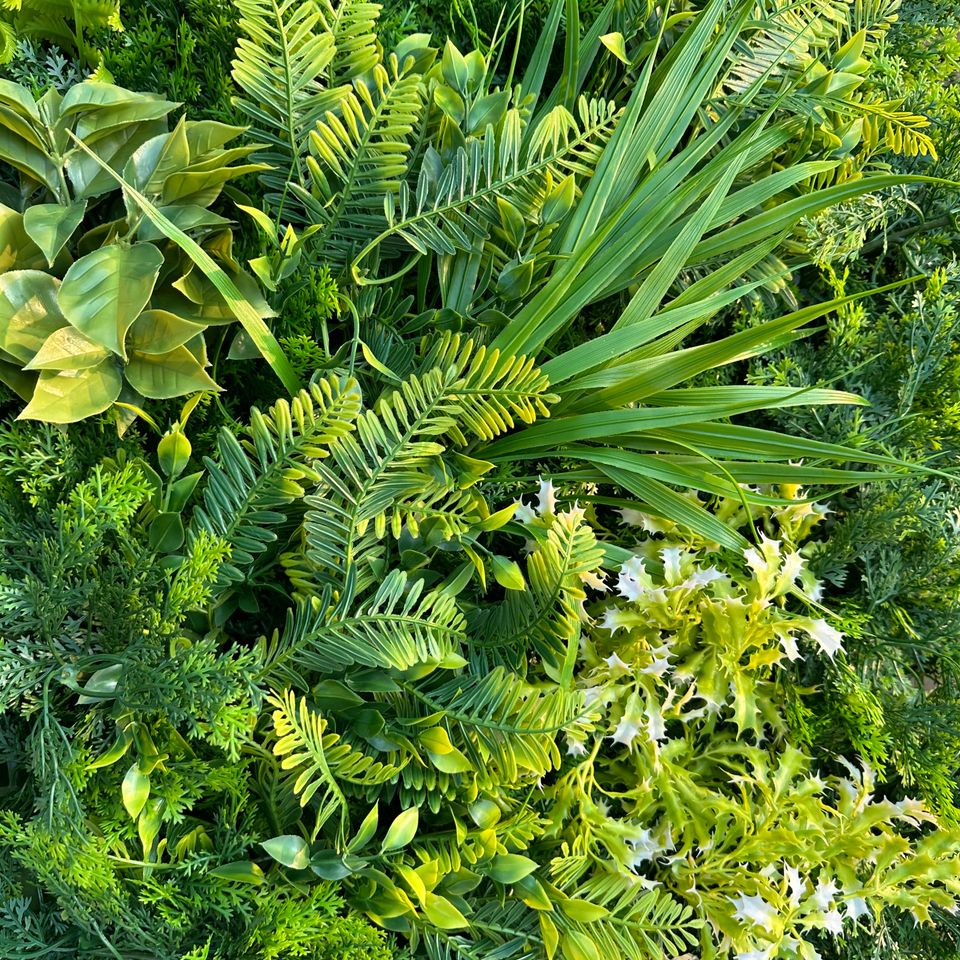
(0, 79), (271, 423)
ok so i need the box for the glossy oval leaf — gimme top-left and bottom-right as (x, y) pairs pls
(561, 930), (602, 960)
(381, 807), (419, 852)
(348, 803), (379, 853)
(148, 512), (185, 553)
(422, 892), (469, 930)
(488, 854), (539, 884)
(121, 763), (150, 819)
(0, 204), (46, 272)
(23, 201), (87, 266)
(491, 555), (526, 591)
(261, 834), (310, 869)
(124, 345), (220, 400)
(127, 309), (207, 355)
(18, 358), (122, 423)
(25, 326), (110, 370)
(58, 242), (163, 358)
(0, 270), (67, 364)
(209, 860), (265, 884)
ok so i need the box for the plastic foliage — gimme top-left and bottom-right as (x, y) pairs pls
(0, 79), (272, 423)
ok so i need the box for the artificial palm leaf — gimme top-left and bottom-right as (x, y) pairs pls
(268, 689), (402, 833)
(316, 0), (381, 87)
(470, 506), (603, 674)
(354, 96), (620, 277)
(555, 875), (702, 960)
(296, 337), (553, 596)
(295, 57), (426, 270)
(396, 667), (582, 784)
(231, 0), (342, 214)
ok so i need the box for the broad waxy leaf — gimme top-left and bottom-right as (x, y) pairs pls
(0, 205), (47, 272)
(67, 132), (301, 395)
(17, 358), (123, 422)
(0, 270), (67, 363)
(124, 345), (220, 399)
(121, 762), (150, 819)
(57, 243), (164, 358)
(488, 854), (539, 883)
(423, 892), (469, 930)
(127, 309), (207, 355)
(25, 326), (110, 370)
(381, 807), (419, 852)
(209, 861), (265, 884)
(261, 834), (311, 869)
(22, 201), (87, 266)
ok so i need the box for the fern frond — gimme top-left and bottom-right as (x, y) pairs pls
(296, 56), (425, 272)
(190, 376), (361, 588)
(263, 570), (467, 682)
(231, 0), (341, 214)
(418, 333), (556, 442)
(316, 0), (381, 88)
(470, 509), (604, 667)
(298, 342), (552, 594)
(423, 901), (538, 960)
(268, 688), (348, 834)
(556, 875), (702, 960)
(269, 689), (405, 841)
(355, 96), (620, 272)
(397, 667), (582, 783)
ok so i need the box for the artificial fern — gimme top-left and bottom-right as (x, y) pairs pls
(263, 570), (467, 681)
(231, 0), (341, 210)
(190, 375), (362, 592)
(294, 335), (553, 597)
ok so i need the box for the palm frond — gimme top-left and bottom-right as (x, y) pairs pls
(354, 96), (620, 273)
(295, 337), (553, 595)
(397, 667), (582, 784)
(470, 507), (604, 671)
(231, 0), (341, 215)
(268, 689), (403, 835)
(316, 0), (381, 87)
(555, 875), (702, 960)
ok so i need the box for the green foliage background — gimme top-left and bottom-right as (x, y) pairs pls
(1, 1), (960, 959)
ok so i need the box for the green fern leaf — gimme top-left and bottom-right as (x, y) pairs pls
(268, 689), (404, 834)
(190, 375), (361, 588)
(264, 569), (467, 681)
(295, 56), (425, 271)
(297, 339), (553, 595)
(353, 96), (620, 274)
(397, 667), (582, 784)
(231, 0), (341, 214)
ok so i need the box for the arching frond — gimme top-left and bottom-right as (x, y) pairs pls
(231, 0), (342, 214)
(262, 570), (467, 682)
(295, 339), (554, 594)
(397, 667), (582, 784)
(470, 509), (604, 669)
(316, 0), (381, 88)
(354, 96), (620, 273)
(189, 376), (361, 588)
(296, 57), (426, 271)
(268, 689), (403, 835)
(555, 875), (702, 960)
